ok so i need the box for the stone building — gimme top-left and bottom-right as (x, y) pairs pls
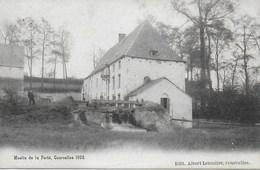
(0, 44), (25, 92)
(82, 21), (192, 127)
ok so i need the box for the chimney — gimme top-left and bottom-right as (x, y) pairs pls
(118, 33), (126, 42)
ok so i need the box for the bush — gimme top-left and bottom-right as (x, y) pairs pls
(51, 98), (76, 120)
(0, 88), (27, 116)
(206, 90), (260, 124)
(1, 88), (27, 105)
(133, 101), (174, 132)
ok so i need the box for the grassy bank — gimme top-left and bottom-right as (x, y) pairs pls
(0, 102), (259, 151)
(1, 121), (260, 151)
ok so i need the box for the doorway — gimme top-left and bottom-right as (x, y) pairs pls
(160, 93), (170, 112)
(161, 98), (168, 108)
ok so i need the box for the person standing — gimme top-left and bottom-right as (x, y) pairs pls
(28, 90), (35, 105)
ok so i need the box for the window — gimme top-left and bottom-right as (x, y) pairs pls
(113, 64), (115, 72)
(118, 74), (121, 88)
(112, 76), (115, 89)
(118, 61), (121, 69)
(118, 93), (121, 100)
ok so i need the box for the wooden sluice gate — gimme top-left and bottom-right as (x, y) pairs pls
(76, 99), (143, 124)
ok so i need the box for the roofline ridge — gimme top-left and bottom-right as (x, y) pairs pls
(127, 76), (165, 97)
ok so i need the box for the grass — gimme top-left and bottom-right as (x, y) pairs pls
(0, 104), (260, 152)
(1, 121), (260, 151)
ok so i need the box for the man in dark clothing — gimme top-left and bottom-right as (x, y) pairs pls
(28, 90), (35, 105)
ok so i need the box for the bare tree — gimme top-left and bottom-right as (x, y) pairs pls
(233, 15), (256, 95)
(250, 24), (260, 56)
(229, 52), (241, 90)
(47, 32), (61, 89)
(39, 18), (54, 88)
(0, 20), (20, 44)
(17, 17), (40, 89)
(56, 28), (71, 89)
(209, 20), (233, 91)
(92, 45), (105, 68)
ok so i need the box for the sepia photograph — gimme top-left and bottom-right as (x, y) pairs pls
(0, 0), (259, 169)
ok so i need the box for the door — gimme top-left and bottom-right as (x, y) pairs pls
(161, 98), (170, 112)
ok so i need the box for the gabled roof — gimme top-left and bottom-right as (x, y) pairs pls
(89, 21), (183, 77)
(127, 77), (191, 98)
(0, 44), (24, 68)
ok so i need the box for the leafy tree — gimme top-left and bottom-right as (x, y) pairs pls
(172, 0), (236, 112)
(153, 20), (200, 81)
(182, 25), (200, 81)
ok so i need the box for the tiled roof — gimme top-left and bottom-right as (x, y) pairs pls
(89, 20), (183, 76)
(0, 44), (24, 68)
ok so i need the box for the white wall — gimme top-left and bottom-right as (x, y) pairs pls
(0, 66), (24, 79)
(129, 79), (192, 128)
(82, 57), (127, 100)
(82, 56), (186, 102)
(123, 57), (186, 93)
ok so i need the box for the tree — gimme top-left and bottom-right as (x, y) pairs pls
(39, 18), (54, 88)
(172, 0), (236, 112)
(209, 20), (233, 91)
(233, 15), (256, 94)
(230, 52), (241, 90)
(153, 20), (200, 81)
(179, 25), (200, 81)
(92, 45), (105, 68)
(0, 20), (20, 45)
(56, 28), (71, 89)
(17, 17), (40, 89)
(48, 32), (61, 89)
(154, 21), (183, 55)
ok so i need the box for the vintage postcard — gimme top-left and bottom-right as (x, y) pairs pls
(0, 0), (259, 169)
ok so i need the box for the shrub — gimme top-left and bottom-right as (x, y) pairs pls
(1, 88), (27, 105)
(206, 91), (260, 124)
(133, 101), (173, 132)
(0, 88), (27, 116)
(51, 98), (76, 120)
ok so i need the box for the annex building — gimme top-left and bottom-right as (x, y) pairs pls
(0, 44), (25, 92)
(82, 21), (192, 128)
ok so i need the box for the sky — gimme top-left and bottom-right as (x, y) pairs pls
(0, 0), (260, 79)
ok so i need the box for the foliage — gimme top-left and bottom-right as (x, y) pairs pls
(0, 88), (27, 116)
(206, 90), (260, 124)
(50, 98), (76, 120)
(133, 102), (174, 132)
(0, 17), (72, 89)
(186, 80), (260, 123)
(1, 88), (26, 105)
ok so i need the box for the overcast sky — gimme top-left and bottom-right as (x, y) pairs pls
(0, 0), (260, 79)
